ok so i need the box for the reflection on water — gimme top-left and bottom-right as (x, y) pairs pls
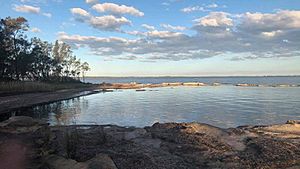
(7, 86), (300, 128)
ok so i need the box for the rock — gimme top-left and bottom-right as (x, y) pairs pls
(44, 155), (87, 169)
(2, 118), (300, 169)
(286, 120), (300, 124)
(236, 83), (258, 87)
(87, 154), (118, 169)
(0, 116), (40, 127)
(0, 116), (48, 134)
(124, 128), (147, 140)
(45, 154), (118, 169)
(133, 138), (161, 148)
(136, 89), (146, 92)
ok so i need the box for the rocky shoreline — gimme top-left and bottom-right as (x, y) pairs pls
(0, 116), (300, 169)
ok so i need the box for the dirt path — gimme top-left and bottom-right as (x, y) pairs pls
(0, 87), (99, 115)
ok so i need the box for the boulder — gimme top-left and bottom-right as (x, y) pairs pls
(0, 116), (40, 127)
(44, 155), (87, 169)
(87, 154), (118, 169)
(45, 154), (118, 169)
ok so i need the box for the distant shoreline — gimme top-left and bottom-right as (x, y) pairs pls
(98, 82), (300, 89)
(85, 75), (300, 78)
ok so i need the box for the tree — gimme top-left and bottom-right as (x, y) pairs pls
(2, 17), (29, 80)
(81, 62), (90, 82)
(0, 17), (91, 83)
(30, 38), (53, 80)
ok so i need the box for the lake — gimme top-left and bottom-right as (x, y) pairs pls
(85, 76), (300, 85)
(8, 83), (300, 128)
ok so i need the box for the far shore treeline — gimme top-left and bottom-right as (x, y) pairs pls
(0, 17), (90, 83)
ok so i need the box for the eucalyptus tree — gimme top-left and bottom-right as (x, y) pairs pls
(81, 62), (90, 82)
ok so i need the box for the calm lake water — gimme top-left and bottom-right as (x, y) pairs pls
(9, 84), (300, 128)
(85, 76), (300, 85)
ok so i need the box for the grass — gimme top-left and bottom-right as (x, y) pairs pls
(0, 81), (95, 96)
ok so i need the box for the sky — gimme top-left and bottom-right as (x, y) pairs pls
(1, 0), (300, 76)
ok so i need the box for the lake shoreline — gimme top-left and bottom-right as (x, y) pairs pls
(1, 81), (299, 117)
(0, 87), (100, 115)
(0, 116), (299, 169)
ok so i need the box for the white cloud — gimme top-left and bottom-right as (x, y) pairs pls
(86, 0), (98, 4)
(261, 30), (282, 38)
(70, 8), (90, 17)
(240, 10), (300, 33)
(141, 24), (155, 30)
(92, 3), (144, 17)
(194, 12), (233, 27)
(181, 6), (207, 13)
(207, 3), (218, 8)
(146, 30), (183, 39)
(181, 3), (223, 13)
(42, 12), (52, 18)
(161, 24), (186, 31)
(13, 4), (52, 18)
(13, 4), (40, 14)
(89, 15), (131, 31)
(60, 10), (300, 61)
(31, 27), (41, 33)
(70, 7), (132, 32)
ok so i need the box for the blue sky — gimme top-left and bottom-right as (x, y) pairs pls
(1, 0), (300, 76)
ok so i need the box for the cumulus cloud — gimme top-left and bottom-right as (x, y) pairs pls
(89, 15), (131, 31)
(31, 27), (41, 33)
(70, 7), (131, 31)
(13, 4), (40, 13)
(85, 0), (98, 4)
(92, 3), (144, 16)
(13, 4), (52, 18)
(141, 24), (155, 30)
(239, 10), (300, 34)
(60, 10), (300, 61)
(70, 8), (90, 17)
(161, 24), (186, 31)
(194, 12), (233, 27)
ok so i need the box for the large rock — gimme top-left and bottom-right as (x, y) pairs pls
(45, 154), (118, 169)
(87, 154), (118, 169)
(45, 155), (87, 169)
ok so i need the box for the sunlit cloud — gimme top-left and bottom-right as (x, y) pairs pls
(13, 4), (40, 14)
(92, 2), (144, 17)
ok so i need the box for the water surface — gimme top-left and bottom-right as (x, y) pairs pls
(85, 76), (300, 85)
(10, 86), (300, 128)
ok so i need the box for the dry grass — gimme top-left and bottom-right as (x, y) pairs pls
(0, 81), (94, 95)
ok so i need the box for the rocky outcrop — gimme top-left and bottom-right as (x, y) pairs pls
(1, 116), (300, 169)
(44, 154), (118, 169)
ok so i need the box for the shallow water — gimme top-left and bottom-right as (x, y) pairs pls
(9, 86), (300, 128)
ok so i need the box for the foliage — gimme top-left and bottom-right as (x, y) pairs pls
(0, 17), (90, 82)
